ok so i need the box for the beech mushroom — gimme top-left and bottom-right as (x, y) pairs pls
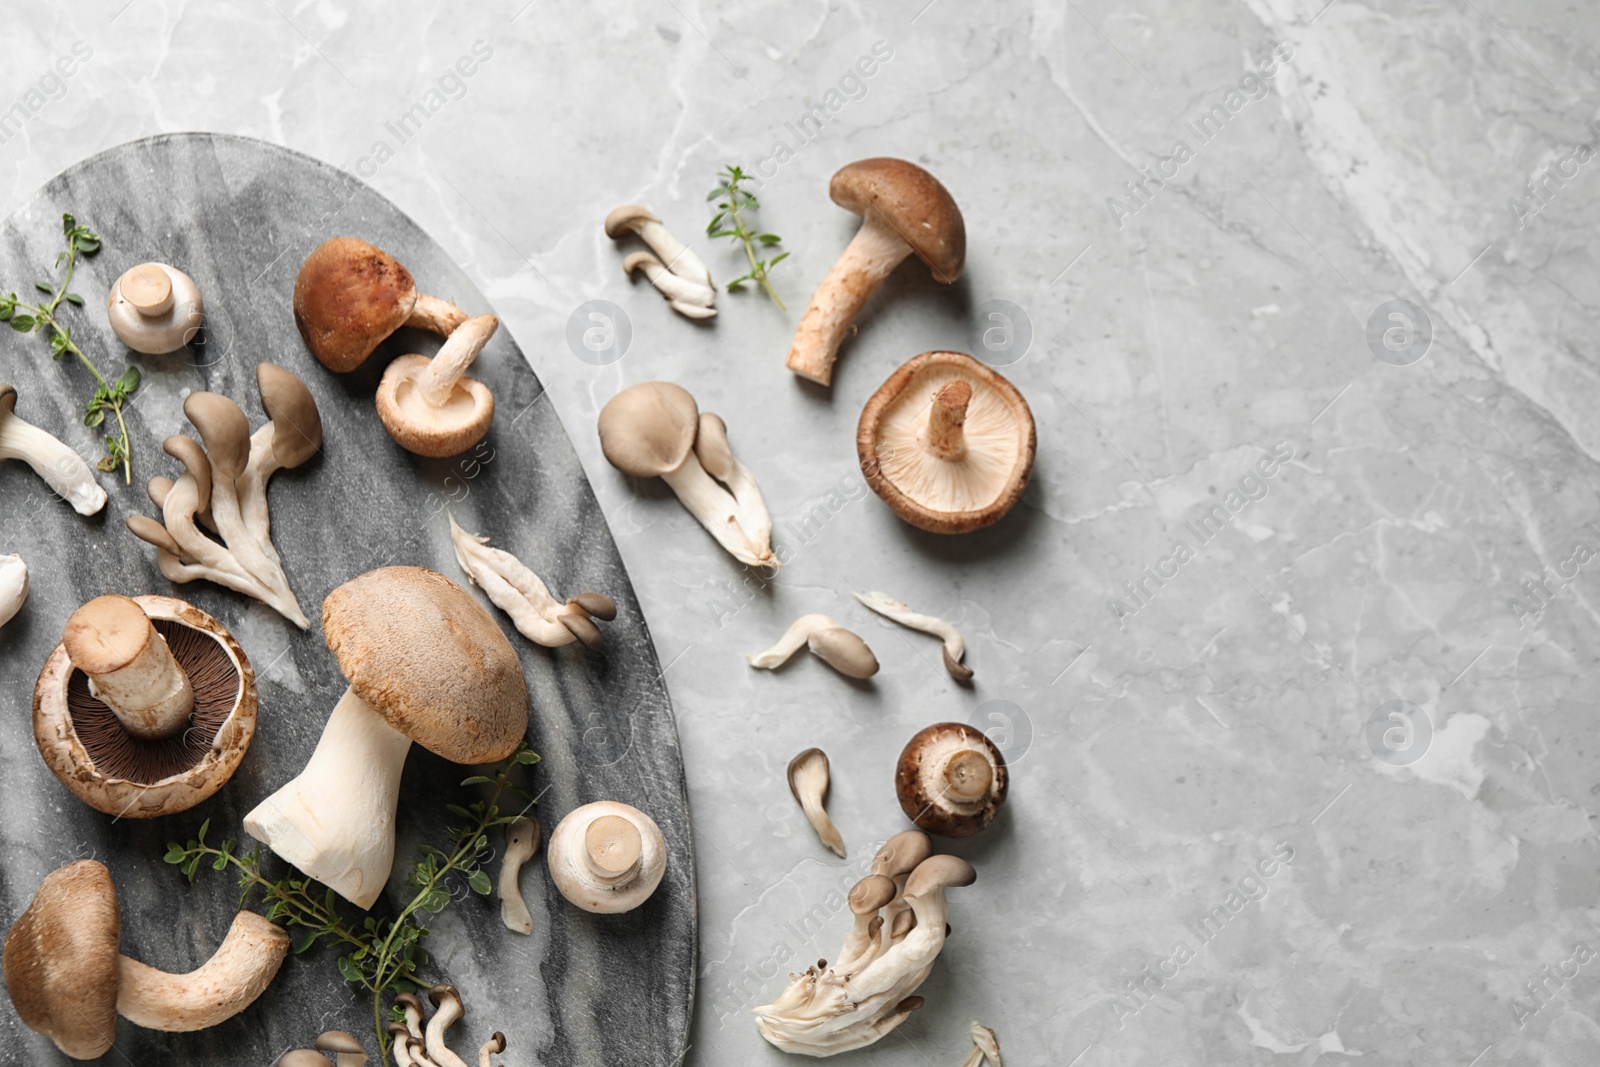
(426, 984), (468, 1067)
(0, 553), (26, 629)
(857, 351), (1035, 534)
(895, 722), (1008, 838)
(293, 236), (468, 373)
(547, 800), (667, 913)
(0, 383), (106, 516)
(785, 158), (965, 387)
(106, 261), (203, 354)
(376, 314), (499, 457)
(479, 1032), (507, 1067)
(605, 204), (715, 289)
(787, 748), (846, 858)
(244, 567), (529, 908)
(855, 590), (972, 681)
(33, 594), (256, 818)
(622, 251), (717, 320)
(449, 513), (616, 649)
(499, 815), (542, 934)
(747, 614), (878, 679)
(395, 992), (426, 1043)
(2, 859), (289, 1059)
(598, 381), (778, 569)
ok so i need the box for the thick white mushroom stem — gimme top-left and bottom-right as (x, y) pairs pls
(663, 452), (776, 569)
(72, 613), (194, 740)
(924, 381), (971, 461)
(0, 554), (26, 630)
(853, 591), (971, 681)
(407, 292), (470, 336)
(694, 413), (774, 560)
(426, 986), (470, 1067)
(0, 401), (107, 516)
(499, 816), (541, 935)
(243, 687), (413, 908)
(115, 911), (289, 1031)
(584, 815), (644, 885)
(419, 314), (498, 408)
(624, 251), (717, 319)
(632, 216), (714, 289)
(785, 217), (912, 386)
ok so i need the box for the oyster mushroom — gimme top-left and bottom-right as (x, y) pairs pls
(0, 553), (27, 629)
(316, 1030), (369, 1067)
(895, 722), (1008, 837)
(857, 351), (1035, 534)
(448, 513), (616, 650)
(499, 815), (542, 934)
(605, 204), (715, 289)
(106, 261), (204, 354)
(747, 614), (878, 679)
(787, 748), (846, 858)
(547, 800), (668, 914)
(0, 383), (106, 516)
(376, 313), (499, 457)
(854, 590), (972, 681)
(622, 251), (717, 320)
(239, 361), (324, 562)
(786, 158), (965, 387)
(2, 860), (288, 1059)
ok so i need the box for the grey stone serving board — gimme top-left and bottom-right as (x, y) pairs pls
(0, 133), (695, 1066)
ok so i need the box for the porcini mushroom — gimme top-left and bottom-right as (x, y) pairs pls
(499, 815), (542, 934)
(0, 553), (26, 629)
(316, 1030), (369, 1067)
(785, 158), (965, 387)
(0, 384), (106, 516)
(598, 381), (778, 569)
(895, 722), (1008, 837)
(622, 251), (717, 320)
(747, 614), (878, 679)
(33, 594), (256, 818)
(2, 859), (289, 1059)
(787, 748), (846, 858)
(106, 261), (203, 354)
(546, 800), (668, 914)
(857, 351), (1035, 534)
(244, 567), (528, 908)
(605, 204), (715, 289)
(376, 314), (499, 457)
(854, 590), (972, 681)
(448, 513), (616, 649)
(293, 236), (469, 372)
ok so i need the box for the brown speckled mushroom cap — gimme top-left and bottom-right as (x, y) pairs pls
(894, 721), (1008, 838)
(2, 860), (121, 1060)
(322, 566), (528, 764)
(830, 158), (966, 284)
(293, 237), (418, 373)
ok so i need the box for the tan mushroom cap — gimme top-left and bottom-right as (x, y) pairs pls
(293, 237), (418, 373)
(2, 860), (121, 1060)
(904, 853), (977, 897)
(894, 721), (1008, 838)
(857, 351), (1035, 534)
(322, 567), (528, 764)
(604, 204), (661, 238)
(184, 393), (252, 479)
(257, 362), (324, 467)
(597, 381), (699, 477)
(830, 158), (966, 284)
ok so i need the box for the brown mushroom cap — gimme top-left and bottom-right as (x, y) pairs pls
(184, 393), (252, 479)
(163, 434), (213, 514)
(603, 204), (661, 239)
(848, 874), (898, 915)
(857, 351), (1035, 534)
(293, 237), (418, 373)
(871, 829), (934, 878)
(597, 381), (699, 478)
(894, 721), (1008, 838)
(257, 362), (324, 468)
(322, 566), (528, 764)
(904, 853), (977, 897)
(829, 159), (966, 284)
(2, 860), (121, 1059)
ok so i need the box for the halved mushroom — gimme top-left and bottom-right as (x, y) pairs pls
(786, 159), (965, 387)
(787, 748), (846, 858)
(0, 383), (106, 516)
(858, 351), (1035, 534)
(598, 381), (777, 569)
(106, 261), (204, 354)
(448, 513), (616, 650)
(0, 553), (26, 629)
(855, 590), (972, 681)
(244, 567), (528, 908)
(546, 800), (668, 914)
(376, 314), (499, 457)
(294, 236), (468, 372)
(622, 251), (717, 320)
(747, 614), (878, 679)
(33, 594), (256, 818)
(499, 815), (542, 935)
(3, 859), (289, 1059)
(605, 204), (715, 289)
(895, 722), (1008, 837)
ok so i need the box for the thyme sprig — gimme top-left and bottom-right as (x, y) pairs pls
(707, 165), (789, 309)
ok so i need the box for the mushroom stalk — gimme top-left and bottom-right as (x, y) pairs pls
(499, 816), (541, 934)
(425, 986), (470, 1067)
(785, 220), (910, 386)
(0, 553), (27, 629)
(408, 292), (469, 336)
(662, 454), (776, 569)
(924, 381), (970, 461)
(116, 911), (289, 1032)
(747, 614), (879, 679)
(0, 391), (107, 516)
(623, 251), (718, 320)
(788, 749), (846, 859)
(694, 413), (773, 553)
(419, 315), (497, 408)
(449, 514), (615, 649)
(853, 591), (972, 681)
(76, 620), (194, 741)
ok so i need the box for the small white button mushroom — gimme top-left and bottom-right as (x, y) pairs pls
(0, 553), (26, 630)
(787, 748), (846, 858)
(61, 593), (194, 739)
(747, 614), (879, 679)
(376, 314), (499, 458)
(0, 383), (106, 516)
(106, 261), (203, 354)
(546, 800), (667, 914)
(605, 204), (714, 290)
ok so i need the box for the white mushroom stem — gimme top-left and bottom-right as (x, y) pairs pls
(80, 630), (193, 741)
(663, 452), (776, 569)
(425, 987), (470, 1067)
(0, 405), (106, 516)
(115, 911), (289, 1031)
(389, 1028), (418, 1067)
(786, 218), (912, 386)
(478, 1033), (506, 1067)
(630, 216), (714, 289)
(243, 687), (413, 908)
(450, 514), (603, 648)
(694, 413), (774, 557)
(238, 421), (284, 566)
(408, 292), (469, 336)
(205, 455), (291, 595)
(499, 816), (541, 935)
(624, 251), (717, 319)
(747, 615), (878, 679)
(0, 553), (27, 629)
(964, 1023), (1002, 1067)
(854, 590), (972, 681)
(419, 314), (498, 408)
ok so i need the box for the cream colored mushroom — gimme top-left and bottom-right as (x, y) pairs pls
(499, 815), (542, 934)
(855, 590), (972, 681)
(478, 1032), (507, 1067)
(0, 553), (26, 629)
(747, 614), (878, 679)
(547, 801), (667, 913)
(962, 1022), (1002, 1067)
(376, 314), (499, 458)
(623, 251), (717, 320)
(605, 204), (714, 289)
(449, 514), (617, 650)
(106, 262), (203, 354)
(425, 985), (469, 1067)
(787, 748), (845, 858)
(0, 383), (106, 516)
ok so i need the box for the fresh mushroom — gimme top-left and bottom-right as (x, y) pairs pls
(0, 383), (106, 516)
(895, 722), (1008, 837)
(386, 1023), (419, 1067)
(395, 992), (427, 1044)
(747, 614), (879, 679)
(478, 1032), (507, 1067)
(499, 815), (542, 934)
(605, 204), (715, 289)
(316, 1030), (369, 1067)
(293, 236), (468, 373)
(33, 594), (256, 818)
(598, 381), (778, 569)
(449, 513), (617, 649)
(426, 984), (469, 1067)
(857, 351), (1035, 534)
(831, 874), (897, 973)
(787, 748), (846, 858)
(376, 313), (499, 457)
(622, 251), (717, 320)
(785, 158), (965, 387)
(855, 590), (972, 681)
(106, 261), (203, 354)
(547, 800), (668, 914)
(239, 362), (324, 563)
(2, 860), (288, 1059)
(0, 553), (26, 629)
(280, 1051), (337, 1067)
(244, 567), (528, 908)
(963, 1022), (1002, 1067)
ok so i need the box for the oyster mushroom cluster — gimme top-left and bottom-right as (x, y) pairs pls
(125, 363), (322, 628)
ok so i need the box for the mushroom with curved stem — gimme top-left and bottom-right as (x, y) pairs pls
(425, 985), (469, 1067)
(622, 250), (718, 320)
(239, 361), (324, 563)
(831, 875), (897, 973)
(547, 801), (668, 913)
(186, 391), (291, 596)
(787, 748), (846, 858)
(747, 614), (878, 679)
(695, 412), (773, 554)
(896, 723), (1008, 838)
(449, 513), (616, 650)
(316, 1030), (369, 1067)
(854, 590), (972, 681)
(386, 1023), (419, 1067)
(106, 261), (203, 354)
(395, 992), (426, 1043)
(0, 384), (106, 516)
(499, 815), (542, 934)
(478, 1032), (507, 1067)
(3, 860), (289, 1060)
(606, 204), (715, 289)
(962, 1023), (1002, 1067)
(0, 553), (26, 629)
(376, 314), (499, 457)
(785, 159), (965, 387)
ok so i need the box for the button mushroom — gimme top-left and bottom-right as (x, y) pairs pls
(498, 815), (542, 935)
(546, 800), (667, 914)
(243, 567), (529, 908)
(895, 722), (1008, 837)
(787, 748), (846, 858)
(376, 313), (499, 457)
(857, 351), (1035, 533)
(747, 614), (879, 679)
(0, 383), (106, 516)
(2, 859), (289, 1060)
(0, 553), (26, 629)
(33, 594), (256, 818)
(106, 261), (203, 354)
(785, 158), (965, 387)
(605, 204), (715, 290)
(448, 513), (617, 650)
(598, 381), (778, 569)
(854, 590), (973, 681)
(293, 236), (469, 373)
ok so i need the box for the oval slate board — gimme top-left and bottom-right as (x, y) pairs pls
(0, 133), (695, 1066)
